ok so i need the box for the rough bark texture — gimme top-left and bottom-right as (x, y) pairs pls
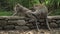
(0, 16), (60, 30)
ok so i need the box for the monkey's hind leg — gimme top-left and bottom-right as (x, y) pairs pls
(46, 17), (51, 31)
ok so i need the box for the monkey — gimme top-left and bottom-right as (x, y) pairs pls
(27, 4), (51, 31)
(13, 3), (37, 20)
(12, 3), (40, 31)
(24, 4), (51, 31)
(12, 3), (30, 16)
(13, 3), (48, 20)
(13, 3), (51, 31)
(30, 4), (51, 31)
(30, 4), (48, 18)
(12, 3), (38, 25)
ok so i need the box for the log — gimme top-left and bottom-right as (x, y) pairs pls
(0, 16), (60, 30)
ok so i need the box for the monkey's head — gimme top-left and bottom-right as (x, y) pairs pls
(15, 4), (24, 12)
(37, 4), (46, 9)
(30, 4), (48, 12)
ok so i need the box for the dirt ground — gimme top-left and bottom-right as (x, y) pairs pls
(0, 30), (55, 34)
(0, 29), (60, 34)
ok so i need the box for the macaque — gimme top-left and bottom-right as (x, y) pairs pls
(12, 3), (39, 31)
(30, 4), (51, 30)
(12, 3), (30, 16)
(30, 4), (48, 19)
(13, 3), (51, 30)
(13, 3), (48, 19)
(13, 3), (36, 20)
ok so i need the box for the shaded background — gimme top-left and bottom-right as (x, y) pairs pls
(0, 0), (60, 16)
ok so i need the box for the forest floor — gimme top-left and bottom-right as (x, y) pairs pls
(0, 29), (60, 34)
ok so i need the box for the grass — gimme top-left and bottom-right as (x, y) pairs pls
(49, 9), (60, 16)
(0, 8), (60, 16)
(0, 11), (13, 16)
